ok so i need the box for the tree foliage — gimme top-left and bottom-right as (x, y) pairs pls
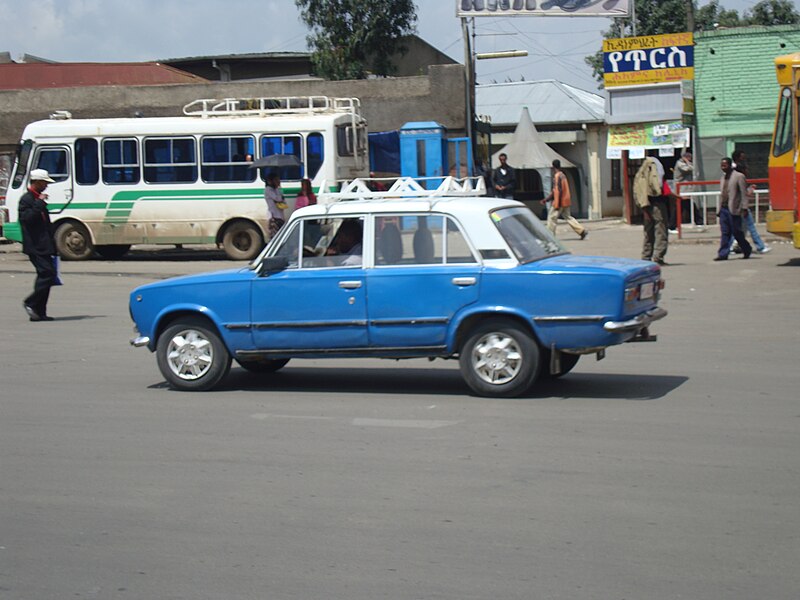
(586, 0), (800, 85)
(295, 0), (417, 80)
(745, 0), (800, 26)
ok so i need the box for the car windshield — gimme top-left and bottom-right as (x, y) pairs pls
(491, 206), (567, 263)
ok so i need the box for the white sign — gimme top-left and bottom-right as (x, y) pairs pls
(457, 0), (630, 17)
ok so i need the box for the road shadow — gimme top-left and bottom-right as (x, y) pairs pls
(50, 315), (104, 322)
(119, 248), (235, 262)
(778, 257), (800, 267)
(147, 365), (687, 401)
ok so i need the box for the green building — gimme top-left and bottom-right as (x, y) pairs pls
(694, 24), (800, 180)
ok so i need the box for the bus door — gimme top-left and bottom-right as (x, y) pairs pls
(32, 144), (74, 214)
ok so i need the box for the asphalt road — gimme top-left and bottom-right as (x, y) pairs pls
(1, 225), (798, 600)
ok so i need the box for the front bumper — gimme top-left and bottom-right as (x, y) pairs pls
(603, 307), (668, 334)
(130, 335), (151, 348)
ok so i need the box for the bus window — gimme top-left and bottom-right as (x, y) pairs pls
(773, 87), (794, 157)
(201, 135), (256, 183)
(11, 139), (33, 189)
(337, 125), (354, 157)
(103, 139), (140, 184)
(35, 147), (69, 182)
(144, 137), (197, 183)
(75, 138), (99, 185)
(306, 132), (324, 179)
(261, 134), (302, 181)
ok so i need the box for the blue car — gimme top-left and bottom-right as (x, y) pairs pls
(129, 178), (666, 397)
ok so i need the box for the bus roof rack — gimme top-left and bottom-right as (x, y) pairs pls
(183, 96), (362, 118)
(317, 176), (487, 204)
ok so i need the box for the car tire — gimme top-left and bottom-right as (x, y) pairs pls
(236, 357), (290, 374)
(459, 319), (540, 397)
(95, 244), (131, 260)
(540, 351), (580, 379)
(54, 221), (94, 261)
(156, 317), (232, 391)
(222, 221), (264, 261)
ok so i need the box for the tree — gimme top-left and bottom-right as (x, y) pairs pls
(695, 0), (741, 31)
(744, 0), (800, 26)
(295, 0), (417, 80)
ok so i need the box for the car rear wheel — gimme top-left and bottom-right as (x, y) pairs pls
(222, 221), (263, 261)
(236, 357), (290, 374)
(156, 318), (231, 391)
(459, 319), (540, 397)
(55, 221), (94, 260)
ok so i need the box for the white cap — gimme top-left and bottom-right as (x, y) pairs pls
(30, 168), (55, 183)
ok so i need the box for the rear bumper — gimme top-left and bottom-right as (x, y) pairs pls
(604, 307), (667, 334)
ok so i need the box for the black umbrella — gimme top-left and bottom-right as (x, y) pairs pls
(248, 154), (302, 169)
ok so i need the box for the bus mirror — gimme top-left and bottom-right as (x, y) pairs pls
(258, 256), (289, 276)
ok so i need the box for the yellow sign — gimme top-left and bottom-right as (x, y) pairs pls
(603, 32), (694, 87)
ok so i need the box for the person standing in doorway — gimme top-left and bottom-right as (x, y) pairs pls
(264, 171), (287, 238)
(634, 154), (669, 265)
(714, 157), (752, 261)
(542, 159), (587, 240)
(19, 169), (58, 321)
(492, 153), (516, 199)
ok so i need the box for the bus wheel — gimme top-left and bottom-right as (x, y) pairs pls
(222, 221), (264, 261)
(96, 245), (131, 260)
(55, 221), (94, 261)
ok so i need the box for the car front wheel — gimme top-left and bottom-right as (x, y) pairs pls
(156, 318), (232, 391)
(459, 319), (540, 398)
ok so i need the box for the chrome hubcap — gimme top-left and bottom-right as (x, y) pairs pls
(166, 329), (213, 380)
(471, 332), (522, 385)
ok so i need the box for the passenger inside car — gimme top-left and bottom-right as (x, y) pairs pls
(326, 218), (363, 266)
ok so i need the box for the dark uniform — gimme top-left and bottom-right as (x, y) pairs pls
(19, 184), (58, 320)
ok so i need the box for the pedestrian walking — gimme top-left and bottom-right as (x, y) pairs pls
(19, 169), (59, 321)
(542, 159), (587, 240)
(714, 157), (752, 261)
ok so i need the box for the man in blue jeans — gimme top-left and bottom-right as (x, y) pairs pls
(714, 158), (752, 261)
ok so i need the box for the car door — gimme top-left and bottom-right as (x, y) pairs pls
(367, 214), (480, 350)
(250, 216), (369, 352)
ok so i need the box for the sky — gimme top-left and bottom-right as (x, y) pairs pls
(0, 0), (766, 93)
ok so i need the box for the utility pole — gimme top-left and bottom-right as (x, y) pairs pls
(686, 0), (695, 32)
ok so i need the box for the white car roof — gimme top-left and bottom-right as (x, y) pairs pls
(291, 195), (524, 251)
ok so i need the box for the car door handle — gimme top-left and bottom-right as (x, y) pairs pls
(452, 277), (477, 286)
(339, 280), (362, 289)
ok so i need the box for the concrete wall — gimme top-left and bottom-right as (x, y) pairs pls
(0, 64), (466, 153)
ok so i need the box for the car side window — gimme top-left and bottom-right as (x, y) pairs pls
(445, 218), (477, 264)
(374, 214), (476, 266)
(280, 217), (364, 269)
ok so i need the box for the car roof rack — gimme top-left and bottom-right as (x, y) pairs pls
(182, 96), (361, 118)
(317, 176), (487, 204)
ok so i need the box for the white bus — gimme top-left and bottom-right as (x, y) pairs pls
(3, 96), (368, 260)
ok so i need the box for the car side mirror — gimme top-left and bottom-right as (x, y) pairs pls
(258, 256), (289, 276)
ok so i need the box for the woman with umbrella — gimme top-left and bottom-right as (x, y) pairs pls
(264, 171), (288, 238)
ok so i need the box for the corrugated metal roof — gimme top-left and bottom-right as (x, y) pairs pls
(0, 62), (208, 90)
(476, 79), (605, 126)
